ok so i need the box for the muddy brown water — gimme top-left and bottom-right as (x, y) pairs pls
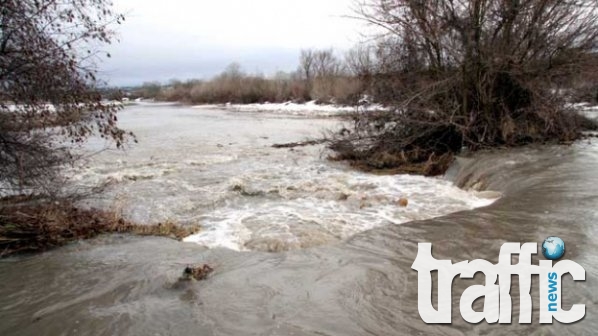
(0, 105), (597, 335)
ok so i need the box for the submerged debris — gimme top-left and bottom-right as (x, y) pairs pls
(272, 139), (327, 148)
(397, 198), (409, 207)
(181, 264), (214, 281)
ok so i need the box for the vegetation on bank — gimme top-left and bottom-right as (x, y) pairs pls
(327, 0), (598, 176)
(0, 1), (140, 257)
(130, 49), (369, 105)
(0, 197), (201, 258)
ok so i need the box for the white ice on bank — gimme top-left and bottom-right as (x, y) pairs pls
(192, 100), (386, 116)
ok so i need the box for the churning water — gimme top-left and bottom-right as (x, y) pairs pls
(69, 104), (496, 252)
(2, 104), (596, 335)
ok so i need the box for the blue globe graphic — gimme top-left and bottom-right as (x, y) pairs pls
(542, 237), (565, 260)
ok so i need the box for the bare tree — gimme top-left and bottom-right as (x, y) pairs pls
(298, 49), (315, 82)
(345, 45), (376, 99)
(0, 0), (128, 194)
(312, 49), (344, 101)
(345, 45), (374, 77)
(298, 49), (316, 100)
(312, 49), (342, 78)
(298, 49), (348, 102)
(331, 0), (598, 175)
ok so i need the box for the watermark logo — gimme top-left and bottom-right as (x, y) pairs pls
(412, 237), (585, 324)
(542, 236), (565, 260)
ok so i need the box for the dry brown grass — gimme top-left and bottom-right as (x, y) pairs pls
(0, 199), (201, 258)
(154, 75), (364, 106)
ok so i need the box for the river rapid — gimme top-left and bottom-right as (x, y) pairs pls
(0, 104), (596, 335)
(67, 104), (496, 252)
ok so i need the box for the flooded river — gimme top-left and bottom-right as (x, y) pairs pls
(68, 104), (495, 252)
(0, 104), (596, 335)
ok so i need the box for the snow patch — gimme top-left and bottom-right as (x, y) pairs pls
(193, 100), (386, 116)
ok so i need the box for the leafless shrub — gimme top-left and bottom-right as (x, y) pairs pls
(312, 76), (363, 105)
(331, 0), (598, 174)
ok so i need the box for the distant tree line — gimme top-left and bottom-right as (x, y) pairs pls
(131, 48), (369, 105)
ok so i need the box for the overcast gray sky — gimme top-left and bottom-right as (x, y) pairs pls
(100, 0), (364, 86)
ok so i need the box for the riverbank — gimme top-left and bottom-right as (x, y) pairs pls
(0, 198), (201, 258)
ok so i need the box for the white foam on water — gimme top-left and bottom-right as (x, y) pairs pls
(182, 169), (500, 251)
(71, 104), (500, 252)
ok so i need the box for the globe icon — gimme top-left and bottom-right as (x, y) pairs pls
(542, 237), (565, 260)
